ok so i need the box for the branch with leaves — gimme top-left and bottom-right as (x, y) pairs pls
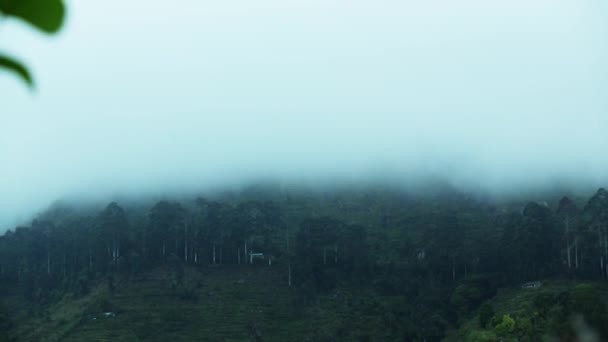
(0, 0), (65, 88)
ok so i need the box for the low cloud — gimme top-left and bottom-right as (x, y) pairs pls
(1, 0), (607, 230)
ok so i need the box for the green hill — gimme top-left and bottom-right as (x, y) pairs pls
(2, 187), (608, 341)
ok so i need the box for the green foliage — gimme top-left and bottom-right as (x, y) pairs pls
(464, 330), (499, 342)
(478, 303), (494, 328)
(0, 55), (33, 86)
(514, 315), (542, 341)
(533, 290), (554, 317)
(0, 0), (65, 87)
(494, 314), (515, 336)
(0, 0), (65, 33)
(2, 187), (608, 340)
(0, 302), (12, 342)
(451, 283), (482, 317)
(572, 284), (608, 336)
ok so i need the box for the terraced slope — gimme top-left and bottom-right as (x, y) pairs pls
(8, 265), (304, 342)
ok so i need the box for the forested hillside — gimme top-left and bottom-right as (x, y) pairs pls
(1, 186), (608, 341)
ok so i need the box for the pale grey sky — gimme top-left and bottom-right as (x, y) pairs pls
(1, 0), (608, 229)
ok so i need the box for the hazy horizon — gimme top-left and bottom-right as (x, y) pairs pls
(2, 0), (608, 230)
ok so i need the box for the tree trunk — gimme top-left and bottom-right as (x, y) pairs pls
(142, 229), (147, 260)
(286, 223), (291, 287)
(63, 253), (67, 278)
(567, 242), (572, 269)
(184, 222), (188, 262)
(47, 247), (51, 275)
(604, 229), (608, 260)
(334, 244), (338, 264)
(575, 237), (579, 269)
(113, 238), (117, 262)
(601, 229), (604, 277)
(566, 216), (571, 269)
(604, 230), (608, 277)
(452, 256), (456, 281)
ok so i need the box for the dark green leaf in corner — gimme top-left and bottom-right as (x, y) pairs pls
(0, 55), (33, 87)
(0, 0), (65, 33)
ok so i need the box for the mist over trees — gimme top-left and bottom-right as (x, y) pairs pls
(1, 186), (608, 340)
(2, 1), (608, 341)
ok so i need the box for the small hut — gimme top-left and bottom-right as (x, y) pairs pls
(521, 281), (542, 289)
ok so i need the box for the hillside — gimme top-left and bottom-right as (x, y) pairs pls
(1, 187), (608, 341)
(3, 265), (410, 341)
(4, 267), (608, 341)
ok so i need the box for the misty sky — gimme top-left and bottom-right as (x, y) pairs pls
(1, 0), (608, 229)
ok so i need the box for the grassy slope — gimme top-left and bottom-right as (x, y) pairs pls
(6, 265), (378, 342)
(8, 266), (298, 342)
(11, 266), (607, 341)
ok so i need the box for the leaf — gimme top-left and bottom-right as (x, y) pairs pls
(0, 0), (65, 33)
(0, 54), (33, 87)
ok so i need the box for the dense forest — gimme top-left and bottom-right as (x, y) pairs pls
(1, 186), (608, 341)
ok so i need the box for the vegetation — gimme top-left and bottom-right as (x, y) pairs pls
(0, 0), (65, 87)
(1, 185), (608, 341)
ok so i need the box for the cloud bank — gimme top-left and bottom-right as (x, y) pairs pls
(1, 0), (607, 229)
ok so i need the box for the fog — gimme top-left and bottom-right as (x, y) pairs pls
(1, 0), (608, 230)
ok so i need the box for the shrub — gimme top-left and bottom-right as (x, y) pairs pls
(465, 330), (499, 342)
(572, 284), (608, 337)
(479, 303), (495, 328)
(495, 314), (516, 336)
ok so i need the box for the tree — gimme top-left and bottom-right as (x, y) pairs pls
(556, 196), (579, 271)
(149, 200), (184, 261)
(501, 202), (558, 281)
(580, 189), (608, 278)
(296, 217), (342, 268)
(244, 201), (282, 263)
(450, 283), (482, 318)
(494, 314), (516, 336)
(234, 201), (260, 263)
(295, 217), (345, 292)
(0, 0), (65, 87)
(422, 212), (465, 282)
(202, 201), (226, 265)
(97, 202), (130, 272)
